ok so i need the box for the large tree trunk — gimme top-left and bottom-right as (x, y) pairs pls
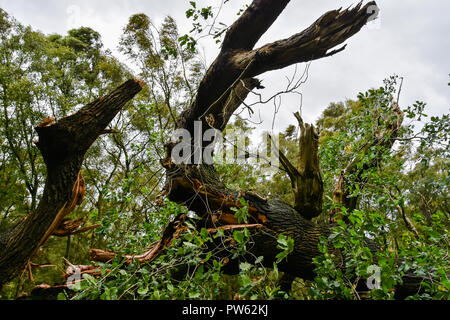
(154, 1), (424, 298)
(162, 0), (377, 263)
(0, 80), (143, 287)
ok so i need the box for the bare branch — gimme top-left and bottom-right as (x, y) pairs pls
(179, 2), (377, 135)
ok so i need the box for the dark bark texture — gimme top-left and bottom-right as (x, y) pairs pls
(0, 80), (143, 287)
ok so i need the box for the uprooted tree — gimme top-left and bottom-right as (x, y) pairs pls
(0, 0), (430, 298)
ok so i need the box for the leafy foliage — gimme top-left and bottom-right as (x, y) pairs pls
(309, 78), (449, 300)
(64, 202), (292, 300)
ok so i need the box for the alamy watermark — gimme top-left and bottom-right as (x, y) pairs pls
(366, 4), (381, 30)
(66, 5), (81, 29)
(170, 121), (280, 172)
(366, 265), (382, 290)
(66, 265), (82, 291)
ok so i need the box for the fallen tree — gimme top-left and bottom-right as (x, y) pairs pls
(87, 1), (423, 298)
(0, 0), (429, 299)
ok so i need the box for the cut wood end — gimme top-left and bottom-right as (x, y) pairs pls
(134, 79), (147, 88)
(36, 117), (56, 128)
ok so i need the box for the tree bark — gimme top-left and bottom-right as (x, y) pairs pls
(276, 113), (324, 220)
(0, 79), (143, 287)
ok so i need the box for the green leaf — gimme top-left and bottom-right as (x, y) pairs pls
(239, 262), (252, 272)
(233, 230), (245, 244)
(138, 286), (149, 296)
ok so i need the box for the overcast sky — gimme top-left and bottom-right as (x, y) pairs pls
(1, 0), (449, 134)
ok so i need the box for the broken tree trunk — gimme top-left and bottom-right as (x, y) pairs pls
(277, 112), (324, 220)
(155, 0), (383, 287)
(0, 79), (143, 287)
(154, 1), (425, 298)
(161, 0), (378, 274)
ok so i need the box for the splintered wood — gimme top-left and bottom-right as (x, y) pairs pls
(36, 171), (86, 250)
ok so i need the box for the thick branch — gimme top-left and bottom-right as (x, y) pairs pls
(237, 2), (377, 77)
(0, 80), (143, 287)
(178, 1), (377, 136)
(221, 0), (290, 52)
